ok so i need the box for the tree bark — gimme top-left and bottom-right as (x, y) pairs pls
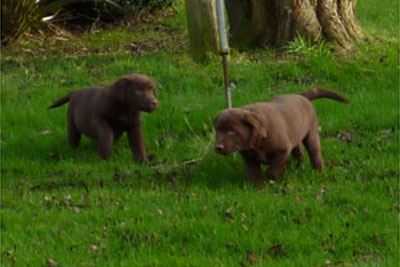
(224, 0), (276, 48)
(226, 0), (364, 50)
(185, 0), (220, 61)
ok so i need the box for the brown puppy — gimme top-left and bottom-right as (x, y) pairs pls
(50, 73), (158, 162)
(214, 88), (348, 186)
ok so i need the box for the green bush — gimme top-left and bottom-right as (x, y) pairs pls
(1, 0), (121, 45)
(114, 0), (175, 13)
(1, 0), (174, 45)
(2, 0), (42, 45)
(65, 0), (176, 23)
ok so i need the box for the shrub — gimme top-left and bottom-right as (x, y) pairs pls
(65, 0), (176, 23)
(1, 0), (121, 45)
(111, 0), (175, 14)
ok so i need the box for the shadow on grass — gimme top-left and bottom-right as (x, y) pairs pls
(2, 131), (327, 192)
(165, 152), (320, 190)
(183, 154), (248, 189)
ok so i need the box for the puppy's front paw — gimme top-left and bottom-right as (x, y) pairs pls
(251, 180), (263, 189)
(248, 176), (263, 188)
(98, 149), (112, 160)
(133, 155), (147, 163)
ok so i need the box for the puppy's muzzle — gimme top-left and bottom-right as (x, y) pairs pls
(148, 99), (158, 111)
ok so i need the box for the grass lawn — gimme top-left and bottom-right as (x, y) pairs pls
(1, 0), (399, 265)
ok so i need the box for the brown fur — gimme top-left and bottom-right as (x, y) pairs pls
(214, 88), (348, 186)
(50, 73), (158, 162)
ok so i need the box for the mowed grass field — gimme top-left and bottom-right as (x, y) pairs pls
(1, 0), (398, 265)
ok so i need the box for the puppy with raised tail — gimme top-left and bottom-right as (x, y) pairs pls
(50, 73), (158, 162)
(214, 88), (348, 186)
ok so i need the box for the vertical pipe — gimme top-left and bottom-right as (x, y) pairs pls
(222, 54), (232, 109)
(216, 0), (235, 160)
(216, 0), (232, 109)
(216, 0), (229, 53)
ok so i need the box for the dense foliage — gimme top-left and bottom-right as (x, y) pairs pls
(1, 0), (175, 45)
(65, 0), (176, 23)
(1, 0), (65, 44)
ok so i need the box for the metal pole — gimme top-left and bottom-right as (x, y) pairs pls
(222, 53), (232, 109)
(216, 0), (231, 109)
(216, 0), (236, 160)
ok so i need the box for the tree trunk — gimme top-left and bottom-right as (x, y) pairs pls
(226, 0), (364, 50)
(185, 0), (220, 61)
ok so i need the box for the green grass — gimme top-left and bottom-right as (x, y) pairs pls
(1, 0), (399, 265)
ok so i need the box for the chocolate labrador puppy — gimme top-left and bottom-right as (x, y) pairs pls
(50, 73), (158, 162)
(214, 88), (348, 186)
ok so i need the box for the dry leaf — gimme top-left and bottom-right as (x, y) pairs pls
(90, 245), (98, 253)
(267, 243), (284, 256)
(225, 208), (233, 218)
(40, 129), (51, 135)
(46, 258), (58, 266)
(246, 251), (257, 263)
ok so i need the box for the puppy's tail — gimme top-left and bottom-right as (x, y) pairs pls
(300, 88), (349, 103)
(49, 93), (71, 109)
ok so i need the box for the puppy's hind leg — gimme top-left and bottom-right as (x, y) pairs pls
(291, 145), (304, 167)
(67, 109), (81, 148)
(303, 123), (324, 171)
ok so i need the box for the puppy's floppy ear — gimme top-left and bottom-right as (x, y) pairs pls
(114, 77), (130, 88)
(110, 77), (130, 101)
(243, 111), (268, 138)
(214, 112), (222, 127)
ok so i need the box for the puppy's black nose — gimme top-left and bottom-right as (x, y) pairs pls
(215, 144), (225, 153)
